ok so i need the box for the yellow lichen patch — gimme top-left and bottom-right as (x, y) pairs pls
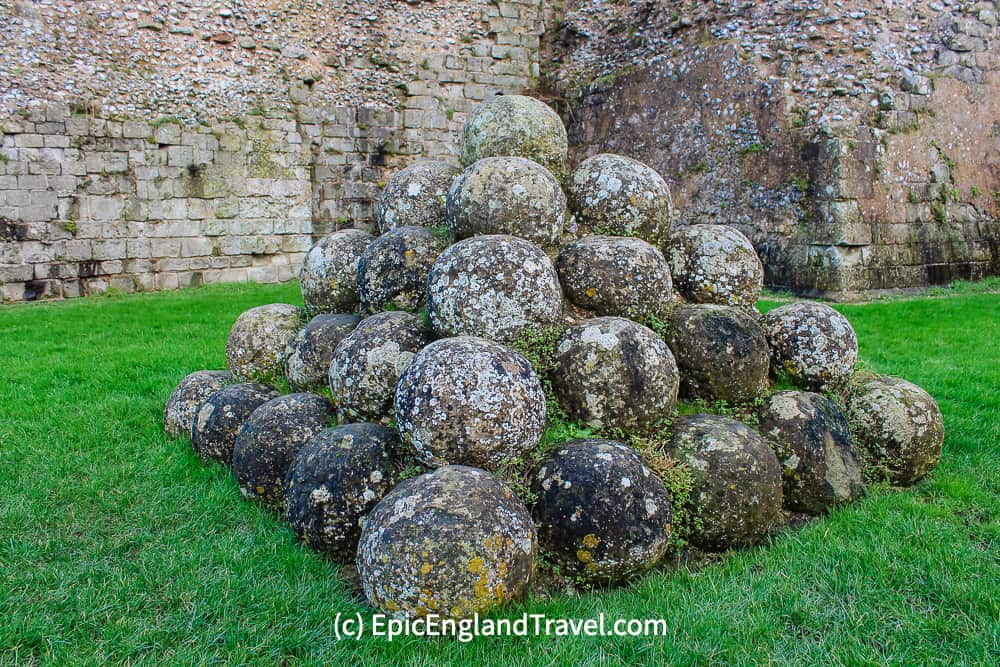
(386, 600), (400, 612)
(576, 549), (593, 563)
(493, 583), (507, 603)
(421, 562), (434, 575)
(582, 533), (601, 548)
(255, 486), (265, 495)
(468, 556), (485, 574)
(586, 287), (597, 298)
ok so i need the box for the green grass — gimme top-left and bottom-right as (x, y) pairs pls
(1, 283), (998, 665)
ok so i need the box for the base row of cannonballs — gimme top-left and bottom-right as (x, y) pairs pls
(165, 354), (943, 620)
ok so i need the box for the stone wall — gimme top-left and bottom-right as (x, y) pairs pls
(0, 0), (543, 303)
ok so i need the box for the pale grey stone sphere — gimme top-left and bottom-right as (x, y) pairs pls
(299, 229), (374, 316)
(376, 160), (460, 233)
(459, 94), (568, 173)
(667, 224), (764, 309)
(225, 304), (302, 383)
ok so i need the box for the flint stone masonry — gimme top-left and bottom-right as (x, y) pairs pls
(0, 0), (544, 303)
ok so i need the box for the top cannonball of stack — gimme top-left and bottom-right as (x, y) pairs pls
(459, 94), (568, 173)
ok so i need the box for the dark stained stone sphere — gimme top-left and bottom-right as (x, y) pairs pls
(530, 439), (673, 584)
(376, 160), (460, 234)
(566, 153), (672, 246)
(232, 393), (334, 509)
(663, 304), (769, 404)
(667, 224), (764, 309)
(667, 414), (783, 550)
(328, 311), (434, 423)
(763, 301), (859, 390)
(553, 317), (679, 430)
(357, 465), (537, 619)
(191, 383), (279, 465)
(426, 235), (562, 342)
(283, 313), (362, 391)
(556, 235), (673, 320)
(844, 375), (944, 486)
(459, 94), (568, 173)
(357, 226), (444, 314)
(394, 336), (546, 470)
(299, 229), (374, 316)
(164, 370), (234, 438)
(757, 391), (865, 514)
(285, 423), (401, 561)
(445, 156), (567, 248)
(225, 303), (302, 383)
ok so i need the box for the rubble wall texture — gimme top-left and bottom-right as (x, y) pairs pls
(0, 0), (542, 302)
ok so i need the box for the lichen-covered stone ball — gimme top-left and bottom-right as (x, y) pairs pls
(553, 317), (679, 430)
(445, 157), (567, 247)
(395, 337), (546, 469)
(357, 226), (444, 314)
(299, 229), (374, 315)
(285, 423), (401, 560)
(225, 303), (302, 383)
(844, 376), (944, 486)
(357, 465), (537, 619)
(426, 235), (562, 342)
(232, 393), (334, 509)
(164, 370), (234, 438)
(763, 301), (859, 389)
(662, 304), (769, 404)
(191, 383), (279, 465)
(459, 94), (568, 173)
(530, 439), (672, 584)
(667, 224), (764, 308)
(283, 313), (362, 391)
(758, 391), (865, 514)
(668, 414), (783, 550)
(556, 235), (673, 319)
(328, 311), (434, 423)
(376, 160), (460, 234)
(566, 153), (672, 245)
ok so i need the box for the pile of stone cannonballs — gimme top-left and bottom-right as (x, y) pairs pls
(164, 94), (945, 620)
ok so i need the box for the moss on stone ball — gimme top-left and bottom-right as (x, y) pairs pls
(232, 392), (334, 510)
(553, 317), (679, 430)
(667, 414), (783, 550)
(667, 224), (763, 309)
(844, 375), (944, 486)
(285, 423), (401, 560)
(225, 303), (302, 383)
(459, 94), (568, 173)
(299, 229), (374, 316)
(376, 160), (460, 234)
(530, 439), (672, 584)
(357, 465), (537, 619)
(164, 370), (234, 438)
(328, 311), (434, 424)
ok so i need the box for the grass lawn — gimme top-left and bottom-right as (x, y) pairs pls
(1, 282), (998, 665)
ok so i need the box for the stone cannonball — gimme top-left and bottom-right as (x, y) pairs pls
(757, 391), (865, 514)
(459, 94), (568, 173)
(445, 156), (567, 247)
(763, 301), (859, 390)
(553, 317), (679, 431)
(225, 303), (302, 383)
(530, 439), (673, 584)
(232, 393), (334, 509)
(284, 313), (362, 391)
(667, 414), (783, 550)
(426, 235), (562, 342)
(376, 160), (460, 234)
(556, 235), (673, 320)
(566, 153), (673, 245)
(844, 376), (944, 486)
(663, 304), (770, 404)
(328, 311), (434, 423)
(357, 465), (537, 619)
(357, 226), (444, 314)
(191, 383), (279, 465)
(667, 224), (764, 309)
(299, 229), (374, 316)
(164, 370), (234, 438)
(285, 423), (401, 561)
(394, 336), (546, 470)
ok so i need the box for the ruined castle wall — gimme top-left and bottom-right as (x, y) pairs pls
(0, 1), (543, 303)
